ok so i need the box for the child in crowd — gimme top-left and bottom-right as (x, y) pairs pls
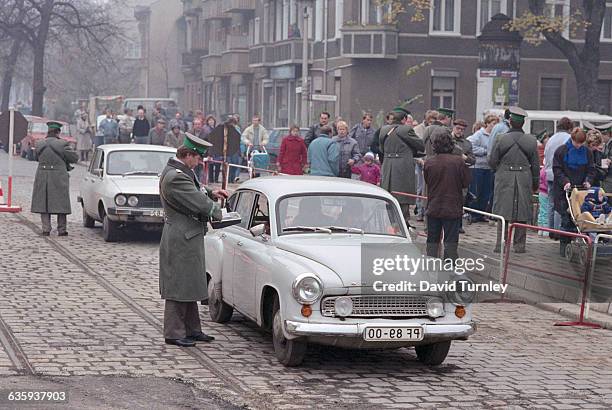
(351, 152), (380, 185)
(580, 187), (612, 224)
(538, 167), (549, 236)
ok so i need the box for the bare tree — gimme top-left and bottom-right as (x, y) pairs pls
(0, 0), (122, 116)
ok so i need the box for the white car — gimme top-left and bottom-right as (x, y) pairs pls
(205, 176), (476, 367)
(78, 144), (176, 242)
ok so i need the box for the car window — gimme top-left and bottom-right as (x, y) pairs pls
(277, 194), (406, 237)
(226, 193), (239, 212)
(251, 194), (270, 230)
(106, 150), (175, 175)
(89, 149), (101, 173)
(235, 191), (256, 229)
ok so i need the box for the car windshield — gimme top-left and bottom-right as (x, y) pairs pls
(277, 195), (406, 237)
(106, 150), (175, 175)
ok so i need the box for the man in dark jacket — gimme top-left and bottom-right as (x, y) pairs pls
(348, 113), (376, 157)
(379, 110), (425, 223)
(489, 107), (540, 253)
(451, 118), (475, 166)
(31, 122), (79, 236)
(159, 133), (228, 347)
(304, 111), (331, 147)
(424, 129), (471, 261)
(422, 108), (453, 160)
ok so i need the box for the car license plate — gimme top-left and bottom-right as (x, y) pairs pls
(150, 209), (164, 217)
(363, 326), (424, 341)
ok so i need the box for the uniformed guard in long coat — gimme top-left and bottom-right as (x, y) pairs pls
(159, 133), (227, 347)
(488, 107), (540, 253)
(379, 110), (425, 222)
(31, 121), (78, 236)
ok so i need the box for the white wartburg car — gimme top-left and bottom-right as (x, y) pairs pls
(78, 144), (176, 242)
(205, 176), (476, 367)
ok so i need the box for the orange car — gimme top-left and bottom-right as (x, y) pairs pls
(20, 116), (76, 161)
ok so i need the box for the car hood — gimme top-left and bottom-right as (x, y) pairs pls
(274, 235), (422, 288)
(109, 176), (160, 195)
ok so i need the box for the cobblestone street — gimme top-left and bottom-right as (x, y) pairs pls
(2, 152), (612, 409)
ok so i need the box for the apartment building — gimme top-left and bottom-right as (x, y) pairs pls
(181, 0), (612, 127)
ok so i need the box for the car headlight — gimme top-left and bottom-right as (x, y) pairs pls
(292, 274), (323, 304)
(334, 296), (353, 317)
(115, 194), (127, 206)
(448, 278), (475, 305)
(127, 195), (139, 207)
(426, 297), (445, 318)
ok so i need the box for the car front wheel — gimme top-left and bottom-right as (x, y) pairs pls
(415, 341), (451, 365)
(272, 296), (306, 367)
(207, 280), (233, 323)
(102, 214), (119, 242)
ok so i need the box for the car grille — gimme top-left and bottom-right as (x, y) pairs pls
(321, 295), (430, 318)
(137, 194), (162, 209)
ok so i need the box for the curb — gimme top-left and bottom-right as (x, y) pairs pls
(536, 302), (612, 330)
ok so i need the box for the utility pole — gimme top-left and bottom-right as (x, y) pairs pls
(301, 3), (310, 127)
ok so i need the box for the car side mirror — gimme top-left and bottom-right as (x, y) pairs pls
(92, 168), (103, 177)
(249, 223), (266, 238)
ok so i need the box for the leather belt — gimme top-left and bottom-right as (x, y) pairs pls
(507, 165), (525, 171)
(40, 165), (57, 169)
(384, 153), (404, 158)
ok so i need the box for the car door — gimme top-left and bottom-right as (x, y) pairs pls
(83, 149), (103, 217)
(215, 191), (241, 306)
(232, 193), (270, 319)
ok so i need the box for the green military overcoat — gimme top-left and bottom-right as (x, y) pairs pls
(159, 158), (221, 302)
(31, 135), (79, 214)
(379, 123), (425, 205)
(488, 129), (540, 222)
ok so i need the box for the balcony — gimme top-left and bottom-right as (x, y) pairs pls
(181, 50), (206, 67)
(208, 40), (226, 56)
(248, 44), (267, 67)
(221, 50), (250, 74)
(182, 0), (202, 17)
(202, 0), (230, 20)
(222, 0), (255, 13)
(341, 25), (398, 59)
(202, 54), (223, 78)
(226, 34), (249, 50)
(248, 39), (311, 67)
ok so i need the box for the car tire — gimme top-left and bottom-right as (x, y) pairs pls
(272, 296), (307, 367)
(82, 207), (96, 228)
(207, 279), (233, 323)
(415, 341), (451, 366)
(102, 214), (119, 242)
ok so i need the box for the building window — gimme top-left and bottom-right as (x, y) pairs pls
(477, 0), (506, 33)
(125, 40), (141, 59)
(545, 0), (570, 37)
(539, 77), (563, 110)
(431, 77), (456, 109)
(360, 0), (391, 25)
(597, 80), (611, 114)
(602, 4), (612, 41)
(315, 0), (324, 41)
(430, 0), (461, 34)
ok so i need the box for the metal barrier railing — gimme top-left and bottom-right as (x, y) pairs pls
(392, 191), (507, 279)
(202, 158), (287, 189)
(502, 222), (600, 328)
(587, 233), (612, 320)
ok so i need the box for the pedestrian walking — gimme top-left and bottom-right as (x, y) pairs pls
(333, 121), (361, 178)
(552, 128), (595, 256)
(159, 133), (228, 347)
(31, 121), (79, 236)
(133, 108), (151, 144)
(118, 108), (135, 144)
(379, 110), (425, 223)
(543, 117), (573, 232)
(149, 118), (167, 145)
(304, 111), (331, 147)
(467, 114), (498, 221)
(351, 152), (381, 185)
(307, 125), (339, 176)
(424, 129), (471, 261)
(76, 112), (93, 162)
(348, 113), (376, 157)
(164, 125), (184, 148)
(241, 114), (269, 149)
(489, 107), (540, 253)
(99, 109), (119, 145)
(278, 125), (307, 175)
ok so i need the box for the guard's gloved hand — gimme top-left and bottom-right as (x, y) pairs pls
(211, 204), (223, 222)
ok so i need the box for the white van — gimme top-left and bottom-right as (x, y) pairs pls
(486, 109), (612, 135)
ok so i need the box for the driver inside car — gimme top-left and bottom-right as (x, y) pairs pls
(334, 198), (365, 229)
(291, 196), (334, 227)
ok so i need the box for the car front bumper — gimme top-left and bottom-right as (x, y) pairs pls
(106, 207), (164, 224)
(284, 320), (476, 344)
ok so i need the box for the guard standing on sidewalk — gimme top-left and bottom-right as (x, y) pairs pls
(488, 107), (540, 253)
(159, 133), (228, 347)
(31, 121), (79, 236)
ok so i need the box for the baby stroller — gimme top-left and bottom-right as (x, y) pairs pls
(563, 187), (612, 264)
(246, 145), (270, 178)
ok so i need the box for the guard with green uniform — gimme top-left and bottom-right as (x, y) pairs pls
(488, 106), (540, 253)
(159, 133), (228, 347)
(31, 121), (79, 236)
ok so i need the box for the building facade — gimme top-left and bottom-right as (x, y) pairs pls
(180, 0), (612, 128)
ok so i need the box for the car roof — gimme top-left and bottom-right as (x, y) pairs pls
(486, 109), (612, 122)
(236, 176), (396, 202)
(97, 144), (177, 153)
